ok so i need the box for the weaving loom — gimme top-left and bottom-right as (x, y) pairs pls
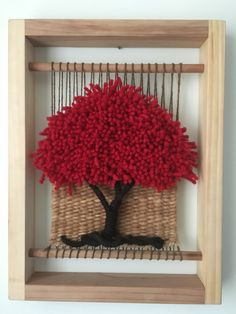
(30, 62), (200, 261)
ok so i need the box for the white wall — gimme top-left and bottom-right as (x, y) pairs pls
(1, 0), (235, 313)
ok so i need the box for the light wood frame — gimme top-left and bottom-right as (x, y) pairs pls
(8, 19), (225, 304)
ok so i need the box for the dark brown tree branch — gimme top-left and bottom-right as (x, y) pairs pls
(88, 183), (109, 213)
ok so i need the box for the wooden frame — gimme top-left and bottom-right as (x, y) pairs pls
(8, 19), (225, 304)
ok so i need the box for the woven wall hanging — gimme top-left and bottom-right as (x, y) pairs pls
(32, 62), (198, 259)
(9, 19), (225, 304)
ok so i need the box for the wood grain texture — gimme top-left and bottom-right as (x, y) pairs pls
(8, 19), (35, 300)
(8, 19), (26, 300)
(28, 62), (204, 73)
(197, 20), (225, 304)
(25, 272), (205, 303)
(25, 38), (35, 283)
(25, 19), (208, 48)
(29, 248), (202, 261)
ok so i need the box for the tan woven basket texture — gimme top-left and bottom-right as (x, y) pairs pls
(50, 183), (177, 246)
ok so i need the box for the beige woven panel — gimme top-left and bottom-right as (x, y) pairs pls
(50, 184), (177, 245)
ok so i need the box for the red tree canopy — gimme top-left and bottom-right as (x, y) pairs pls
(32, 78), (198, 192)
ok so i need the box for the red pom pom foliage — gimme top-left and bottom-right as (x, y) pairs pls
(33, 78), (197, 192)
(32, 78), (198, 248)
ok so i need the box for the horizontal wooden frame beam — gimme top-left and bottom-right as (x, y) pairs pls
(24, 19), (208, 48)
(25, 272), (205, 303)
(29, 62), (204, 73)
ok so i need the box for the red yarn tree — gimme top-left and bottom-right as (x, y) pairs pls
(32, 78), (197, 248)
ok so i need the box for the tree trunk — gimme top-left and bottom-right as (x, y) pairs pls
(102, 206), (119, 239)
(89, 181), (134, 240)
(61, 180), (164, 249)
(102, 181), (134, 239)
(61, 181), (134, 247)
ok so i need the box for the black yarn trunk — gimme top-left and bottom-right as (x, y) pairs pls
(61, 181), (165, 249)
(102, 182), (129, 238)
(102, 206), (119, 239)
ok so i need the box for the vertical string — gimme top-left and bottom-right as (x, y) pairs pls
(140, 63), (144, 94)
(106, 63), (110, 83)
(115, 63), (119, 79)
(83, 64), (87, 93)
(169, 63), (174, 114)
(58, 63), (61, 111)
(81, 62), (84, 96)
(76, 63), (79, 96)
(90, 62), (95, 84)
(73, 62), (76, 99)
(68, 63), (71, 104)
(51, 62), (55, 115)
(161, 63), (166, 109)
(146, 63), (151, 96)
(65, 62), (69, 106)
(50, 63), (53, 115)
(124, 63), (127, 84)
(60, 62), (64, 108)
(176, 63), (182, 120)
(154, 63), (158, 99)
(115, 63), (120, 90)
(98, 63), (103, 87)
(131, 63), (135, 85)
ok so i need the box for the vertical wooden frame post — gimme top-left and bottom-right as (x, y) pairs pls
(8, 19), (35, 299)
(198, 20), (225, 304)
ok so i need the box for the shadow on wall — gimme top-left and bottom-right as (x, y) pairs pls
(222, 33), (236, 285)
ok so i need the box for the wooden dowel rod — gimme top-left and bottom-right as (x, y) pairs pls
(29, 248), (202, 261)
(29, 62), (204, 73)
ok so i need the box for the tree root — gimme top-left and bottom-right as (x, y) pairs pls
(61, 232), (164, 249)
